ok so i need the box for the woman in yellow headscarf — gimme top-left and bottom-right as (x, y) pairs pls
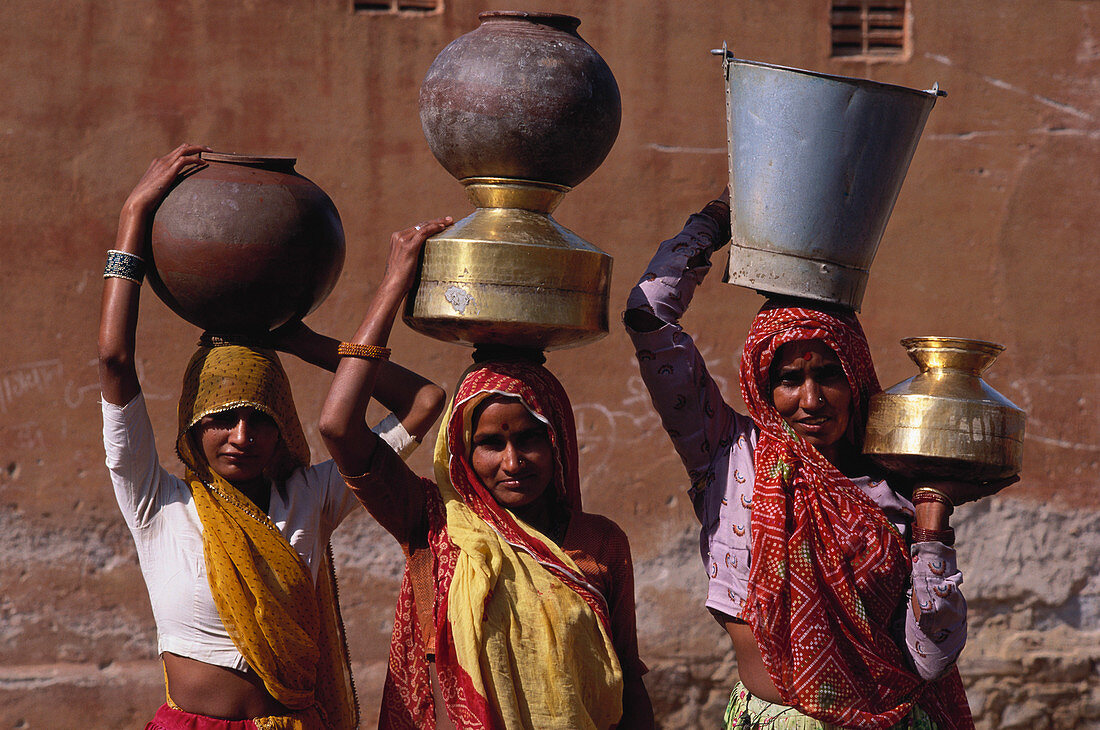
(318, 222), (655, 729)
(99, 144), (447, 729)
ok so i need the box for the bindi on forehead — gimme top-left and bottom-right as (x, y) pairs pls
(771, 341), (843, 379)
(472, 398), (539, 434)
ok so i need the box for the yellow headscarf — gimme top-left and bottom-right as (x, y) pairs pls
(176, 344), (357, 730)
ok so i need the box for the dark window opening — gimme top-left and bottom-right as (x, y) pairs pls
(831, 0), (907, 59)
(353, 0), (441, 15)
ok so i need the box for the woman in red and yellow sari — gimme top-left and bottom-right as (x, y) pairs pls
(319, 221), (654, 729)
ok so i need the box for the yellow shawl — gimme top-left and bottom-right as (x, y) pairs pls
(176, 344), (357, 729)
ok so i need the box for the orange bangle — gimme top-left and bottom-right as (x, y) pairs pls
(336, 342), (391, 360)
(912, 487), (954, 515)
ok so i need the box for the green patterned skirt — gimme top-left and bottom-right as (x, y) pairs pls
(723, 683), (938, 730)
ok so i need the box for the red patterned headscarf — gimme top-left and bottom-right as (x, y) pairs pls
(446, 361), (584, 556)
(739, 302), (972, 729)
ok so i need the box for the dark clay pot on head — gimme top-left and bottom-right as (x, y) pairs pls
(148, 152), (345, 334)
(418, 11), (622, 188)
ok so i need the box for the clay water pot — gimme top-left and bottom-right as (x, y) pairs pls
(148, 152), (345, 334)
(863, 337), (1026, 482)
(408, 11), (620, 350)
(418, 10), (621, 187)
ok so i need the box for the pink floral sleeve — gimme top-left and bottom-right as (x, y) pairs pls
(907, 540), (967, 678)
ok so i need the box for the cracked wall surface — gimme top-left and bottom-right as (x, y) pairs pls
(1, 1), (1097, 727)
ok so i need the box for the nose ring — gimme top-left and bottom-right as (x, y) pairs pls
(248, 436), (255, 444)
(817, 396), (825, 405)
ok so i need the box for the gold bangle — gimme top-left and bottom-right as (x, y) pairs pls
(336, 342), (391, 360)
(913, 485), (951, 501)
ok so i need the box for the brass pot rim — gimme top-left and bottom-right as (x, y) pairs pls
(460, 176), (573, 193)
(900, 336), (1005, 354)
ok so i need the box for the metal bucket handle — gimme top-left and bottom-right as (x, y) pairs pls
(709, 45), (947, 98)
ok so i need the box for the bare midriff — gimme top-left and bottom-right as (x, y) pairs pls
(162, 652), (287, 720)
(718, 615), (785, 705)
(430, 659), (457, 729)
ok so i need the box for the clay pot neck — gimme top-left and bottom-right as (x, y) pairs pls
(902, 336), (1004, 376)
(478, 10), (581, 35)
(201, 151), (297, 173)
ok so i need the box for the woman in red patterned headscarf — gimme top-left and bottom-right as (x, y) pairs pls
(626, 191), (1013, 729)
(736, 302), (971, 728)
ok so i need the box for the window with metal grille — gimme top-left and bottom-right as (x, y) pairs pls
(353, 0), (441, 15)
(830, 0), (908, 59)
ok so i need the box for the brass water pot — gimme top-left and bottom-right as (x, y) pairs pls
(403, 179), (611, 349)
(863, 337), (1025, 481)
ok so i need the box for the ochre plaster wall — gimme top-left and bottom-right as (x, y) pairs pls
(1, 1), (1097, 727)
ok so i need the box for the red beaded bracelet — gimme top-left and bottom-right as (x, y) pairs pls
(911, 525), (955, 546)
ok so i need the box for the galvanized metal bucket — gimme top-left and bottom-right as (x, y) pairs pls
(720, 51), (944, 310)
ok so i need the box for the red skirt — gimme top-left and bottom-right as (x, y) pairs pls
(144, 704), (258, 730)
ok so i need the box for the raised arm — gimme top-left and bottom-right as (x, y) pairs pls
(99, 144), (208, 406)
(622, 189), (743, 486)
(318, 216), (452, 475)
(271, 321), (446, 442)
(622, 187), (730, 332)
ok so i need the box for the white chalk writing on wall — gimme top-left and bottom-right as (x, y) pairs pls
(573, 344), (734, 489)
(2, 356), (173, 418)
(1, 360), (65, 414)
(9, 422), (45, 450)
(65, 358), (103, 409)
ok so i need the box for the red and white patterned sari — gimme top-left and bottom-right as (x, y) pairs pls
(740, 303), (972, 730)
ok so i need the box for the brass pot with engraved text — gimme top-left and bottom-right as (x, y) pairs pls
(863, 337), (1026, 482)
